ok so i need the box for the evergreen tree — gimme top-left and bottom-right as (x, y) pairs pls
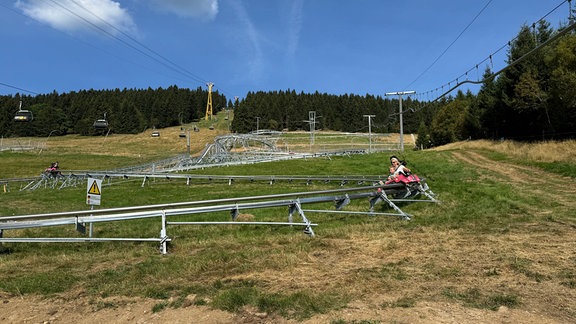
(430, 96), (469, 146)
(415, 121), (432, 150)
(545, 33), (576, 137)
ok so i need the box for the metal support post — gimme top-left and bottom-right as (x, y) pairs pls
(293, 199), (315, 237)
(369, 191), (412, 220)
(363, 115), (375, 153)
(186, 129), (191, 155)
(160, 211), (168, 255)
(385, 91), (415, 151)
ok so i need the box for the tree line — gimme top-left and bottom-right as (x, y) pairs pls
(0, 86), (228, 137)
(1, 20), (574, 148)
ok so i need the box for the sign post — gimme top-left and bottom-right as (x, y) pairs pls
(86, 178), (102, 206)
(86, 178), (102, 237)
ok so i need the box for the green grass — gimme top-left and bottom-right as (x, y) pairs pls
(0, 151), (140, 179)
(211, 281), (349, 320)
(442, 287), (520, 311)
(0, 145), (575, 320)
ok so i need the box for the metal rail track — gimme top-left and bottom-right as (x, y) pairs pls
(0, 183), (438, 254)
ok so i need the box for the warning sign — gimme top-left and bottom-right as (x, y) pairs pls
(88, 180), (101, 195)
(86, 178), (102, 205)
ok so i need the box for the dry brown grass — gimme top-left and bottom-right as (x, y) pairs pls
(44, 125), (228, 158)
(38, 129), (413, 158)
(434, 139), (576, 163)
(281, 132), (415, 153)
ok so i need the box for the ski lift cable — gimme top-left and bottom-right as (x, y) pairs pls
(429, 19), (576, 104)
(0, 82), (39, 95)
(57, 0), (234, 98)
(404, 0), (494, 90)
(44, 0), (209, 87)
(4, 1), (203, 90)
(47, 0), (205, 84)
(65, 0), (210, 86)
(4, 2), (234, 98)
(417, 0), (571, 99)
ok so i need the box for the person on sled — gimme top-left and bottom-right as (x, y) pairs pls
(376, 155), (409, 187)
(388, 156), (409, 181)
(44, 161), (61, 178)
(380, 155), (436, 199)
(384, 155), (410, 184)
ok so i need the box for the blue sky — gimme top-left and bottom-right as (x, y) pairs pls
(0, 1), (572, 101)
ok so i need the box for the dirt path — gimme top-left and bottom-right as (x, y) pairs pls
(0, 293), (563, 324)
(451, 151), (576, 216)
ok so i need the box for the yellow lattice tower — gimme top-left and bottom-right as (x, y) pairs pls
(205, 82), (214, 120)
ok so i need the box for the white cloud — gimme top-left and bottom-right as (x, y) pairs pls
(148, 0), (218, 20)
(15, 0), (136, 36)
(228, 0), (263, 82)
(286, 0), (303, 60)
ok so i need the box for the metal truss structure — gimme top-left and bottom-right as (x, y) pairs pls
(13, 131), (376, 191)
(92, 132), (304, 174)
(4, 131), (407, 192)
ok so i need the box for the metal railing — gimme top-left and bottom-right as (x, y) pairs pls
(16, 172), (386, 191)
(0, 183), (438, 254)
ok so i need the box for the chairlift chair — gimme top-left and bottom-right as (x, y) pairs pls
(93, 112), (109, 130)
(93, 119), (109, 129)
(14, 101), (33, 122)
(14, 110), (33, 122)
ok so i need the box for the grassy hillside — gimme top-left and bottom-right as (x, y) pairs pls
(0, 114), (231, 179)
(0, 136), (575, 323)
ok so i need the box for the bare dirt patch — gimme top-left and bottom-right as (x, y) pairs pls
(0, 293), (562, 324)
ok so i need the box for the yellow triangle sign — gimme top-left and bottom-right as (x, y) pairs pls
(88, 180), (101, 195)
